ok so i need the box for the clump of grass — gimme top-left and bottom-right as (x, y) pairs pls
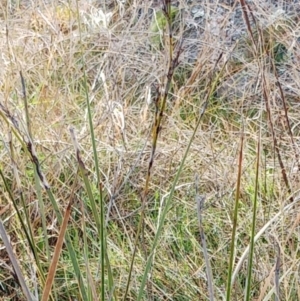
(1, 0), (300, 300)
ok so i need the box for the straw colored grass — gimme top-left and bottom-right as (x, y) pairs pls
(0, 0), (300, 300)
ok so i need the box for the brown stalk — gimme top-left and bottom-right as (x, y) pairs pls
(41, 192), (76, 301)
(123, 1), (182, 299)
(239, 0), (293, 201)
(270, 59), (300, 172)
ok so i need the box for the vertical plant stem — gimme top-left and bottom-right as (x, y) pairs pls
(274, 242), (280, 301)
(74, 0), (114, 298)
(196, 191), (215, 301)
(123, 1), (180, 299)
(0, 220), (36, 301)
(244, 134), (260, 301)
(136, 51), (224, 300)
(226, 132), (244, 300)
(20, 71), (51, 265)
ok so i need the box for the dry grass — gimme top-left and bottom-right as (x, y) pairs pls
(1, 0), (300, 300)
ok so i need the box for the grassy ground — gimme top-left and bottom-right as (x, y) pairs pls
(0, 0), (300, 300)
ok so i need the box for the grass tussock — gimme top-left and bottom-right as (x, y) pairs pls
(0, 0), (300, 300)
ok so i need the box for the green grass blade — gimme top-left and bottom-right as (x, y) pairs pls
(136, 70), (223, 299)
(226, 132), (244, 301)
(74, 0), (113, 297)
(0, 169), (45, 284)
(244, 133), (260, 301)
(137, 112), (199, 300)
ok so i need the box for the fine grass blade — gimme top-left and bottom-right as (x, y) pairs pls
(195, 184), (214, 301)
(74, 1), (114, 298)
(0, 220), (36, 301)
(123, 2), (183, 298)
(274, 241), (280, 301)
(0, 169), (36, 263)
(226, 131), (244, 301)
(136, 47), (224, 299)
(20, 71), (51, 263)
(21, 71), (88, 300)
(0, 88), (88, 300)
(244, 132), (260, 301)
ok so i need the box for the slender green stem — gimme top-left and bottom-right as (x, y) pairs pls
(244, 135), (260, 301)
(226, 132), (244, 301)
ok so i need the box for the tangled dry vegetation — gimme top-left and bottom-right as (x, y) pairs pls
(1, 0), (300, 300)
